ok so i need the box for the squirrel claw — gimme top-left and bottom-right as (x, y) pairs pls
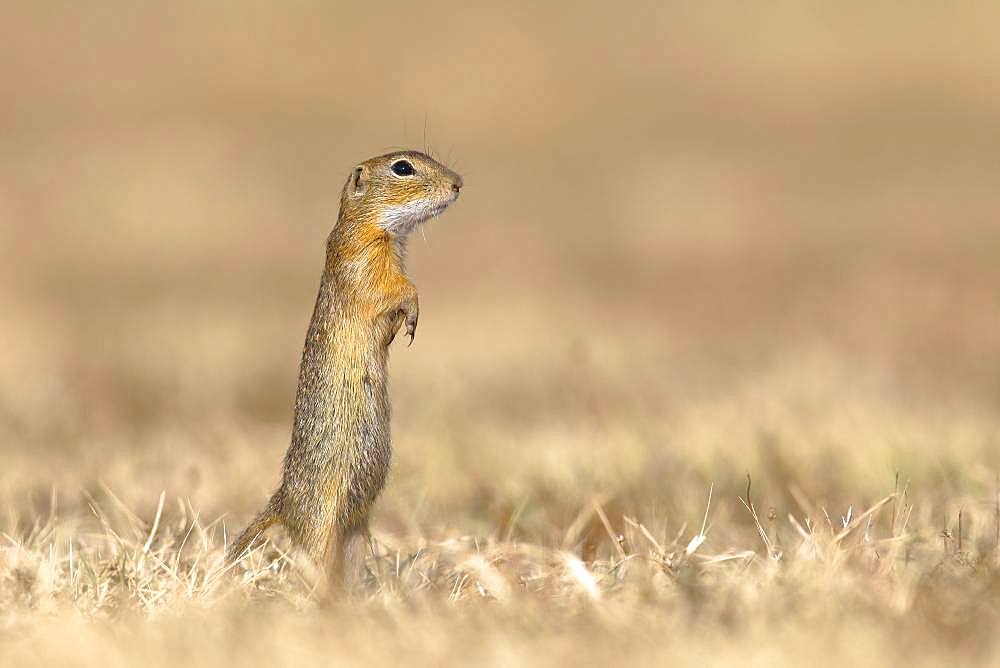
(405, 321), (416, 346)
(398, 291), (418, 347)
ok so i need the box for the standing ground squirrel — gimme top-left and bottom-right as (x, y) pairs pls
(228, 150), (463, 585)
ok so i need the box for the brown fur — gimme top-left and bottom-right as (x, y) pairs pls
(228, 151), (462, 587)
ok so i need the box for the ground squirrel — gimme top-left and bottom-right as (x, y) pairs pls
(228, 150), (463, 585)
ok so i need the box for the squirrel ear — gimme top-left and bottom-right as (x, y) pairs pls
(348, 165), (367, 196)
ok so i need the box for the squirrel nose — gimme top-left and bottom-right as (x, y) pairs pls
(451, 177), (463, 193)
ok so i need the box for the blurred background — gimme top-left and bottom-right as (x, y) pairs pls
(2, 2), (999, 542)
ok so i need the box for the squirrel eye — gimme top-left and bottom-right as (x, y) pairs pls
(390, 160), (415, 177)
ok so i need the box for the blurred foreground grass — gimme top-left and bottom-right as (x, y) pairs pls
(2, 346), (999, 666)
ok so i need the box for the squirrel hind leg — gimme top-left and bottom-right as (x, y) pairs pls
(227, 494), (282, 563)
(319, 518), (373, 595)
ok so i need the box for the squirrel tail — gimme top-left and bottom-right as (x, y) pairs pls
(227, 493), (282, 562)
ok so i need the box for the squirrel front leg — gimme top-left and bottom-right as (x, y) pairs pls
(385, 282), (419, 347)
(399, 282), (419, 346)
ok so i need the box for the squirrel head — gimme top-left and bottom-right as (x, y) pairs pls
(339, 151), (463, 236)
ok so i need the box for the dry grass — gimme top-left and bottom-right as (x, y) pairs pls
(2, 476), (1000, 666)
(3, 2), (1000, 666)
(3, 357), (999, 666)
(0, 478), (1000, 665)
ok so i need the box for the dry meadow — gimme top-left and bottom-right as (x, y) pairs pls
(2, 3), (1000, 666)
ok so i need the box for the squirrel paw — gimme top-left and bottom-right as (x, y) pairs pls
(404, 308), (418, 346)
(396, 294), (419, 347)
